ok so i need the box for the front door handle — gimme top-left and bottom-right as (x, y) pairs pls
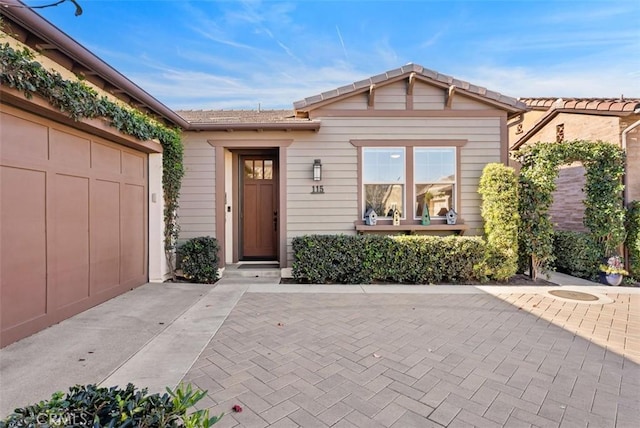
(273, 211), (278, 232)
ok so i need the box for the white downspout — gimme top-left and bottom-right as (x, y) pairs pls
(622, 118), (640, 207)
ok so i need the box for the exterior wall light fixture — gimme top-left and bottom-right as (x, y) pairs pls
(313, 159), (322, 181)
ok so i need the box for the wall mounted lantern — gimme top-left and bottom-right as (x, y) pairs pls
(313, 159), (322, 181)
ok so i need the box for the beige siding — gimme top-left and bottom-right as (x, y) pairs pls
(322, 93), (368, 110)
(285, 116), (501, 262)
(413, 83), (444, 110)
(374, 81), (406, 110)
(178, 135), (216, 241)
(452, 95), (495, 110)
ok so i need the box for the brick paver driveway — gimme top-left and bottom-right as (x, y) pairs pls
(184, 291), (639, 427)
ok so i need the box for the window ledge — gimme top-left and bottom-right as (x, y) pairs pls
(355, 224), (468, 235)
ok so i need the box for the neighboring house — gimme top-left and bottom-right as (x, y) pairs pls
(177, 65), (527, 269)
(0, 5), (188, 347)
(510, 98), (640, 231)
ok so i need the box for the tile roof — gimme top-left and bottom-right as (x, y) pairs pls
(520, 97), (640, 113)
(293, 63), (527, 112)
(176, 109), (298, 124)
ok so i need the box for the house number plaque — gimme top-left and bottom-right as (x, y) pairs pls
(311, 185), (325, 194)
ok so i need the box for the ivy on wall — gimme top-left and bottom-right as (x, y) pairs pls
(0, 42), (184, 272)
(512, 140), (626, 279)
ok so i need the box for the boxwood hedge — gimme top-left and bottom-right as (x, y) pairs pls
(552, 230), (602, 280)
(292, 234), (486, 284)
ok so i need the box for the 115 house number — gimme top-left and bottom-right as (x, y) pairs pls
(311, 185), (325, 194)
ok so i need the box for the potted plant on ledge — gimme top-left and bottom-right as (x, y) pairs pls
(599, 255), (628, 286)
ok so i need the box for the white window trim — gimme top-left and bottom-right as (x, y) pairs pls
(362, 147), (406, 220)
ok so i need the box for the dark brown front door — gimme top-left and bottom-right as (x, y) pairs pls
(241, 155), (277, 259)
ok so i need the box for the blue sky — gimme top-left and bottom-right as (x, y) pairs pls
(26, 0), (640, 110)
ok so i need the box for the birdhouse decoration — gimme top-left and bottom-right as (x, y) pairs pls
(421, 204), (431, 226)
(392, 204), (401, 226)
(446, 208), (458, 225)
(364, 208), (377, 226)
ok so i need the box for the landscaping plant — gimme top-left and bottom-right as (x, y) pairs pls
(626, 201), (640, 281)
(179, 236), (220, 283)
(478, 163), (520, 280)
(292, 234), (486, 284)
(0, 383), (222, 428)
(512, 140), (626, 279)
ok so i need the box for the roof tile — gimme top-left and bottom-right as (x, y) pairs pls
(520, 97), (640, 113)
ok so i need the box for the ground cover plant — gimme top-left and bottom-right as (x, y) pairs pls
(0, 383), (222, 428)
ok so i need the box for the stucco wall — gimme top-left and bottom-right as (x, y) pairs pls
(526, 113), (621, 145)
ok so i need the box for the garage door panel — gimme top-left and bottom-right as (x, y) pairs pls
(52, 174), (90, 309)
(50, 128), (90, 170)
(0, 112), (48, 162)
(1, 166), (47, 329)
(92, 142), (121, 174)
(122, 151), (145, 180)
(91, 180), (121, 294)
(121, 183), (145, 284)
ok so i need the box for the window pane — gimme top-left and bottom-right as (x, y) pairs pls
(415, 184), (454, 217)
(264, 160), (273, 179)
(414, 148), (455, 183)
(365, 184), (403, 218)
(244, 160), (254, 179)
(363, 148), (404, 182)
(254, 160), (264, 179)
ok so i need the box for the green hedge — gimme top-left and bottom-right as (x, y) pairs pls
(292, 234), (486, 284)
(553, 230), (602, 279)
(179, 237), (220, 284)
(627, 201), (640, 280)
(478, 163), (520, 280)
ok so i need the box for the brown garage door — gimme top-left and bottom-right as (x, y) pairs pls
(1, 108), (148, 347)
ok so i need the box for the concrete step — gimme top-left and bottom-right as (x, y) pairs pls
(223, 264), (281, 278)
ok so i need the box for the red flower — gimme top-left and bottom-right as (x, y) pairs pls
(232, 404), (243, 413)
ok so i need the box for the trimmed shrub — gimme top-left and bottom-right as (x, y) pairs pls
(292, 234), (486, 284)
(627, 201), (640, 280)
(1, 383), (222, 427)
(553, 230), (602, 279)
(478, 163), (520, 280)
(179, 236), (220, 283)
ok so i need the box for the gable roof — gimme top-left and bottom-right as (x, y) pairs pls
(293, 63), (528, 116)
(512, 97), (640, 150)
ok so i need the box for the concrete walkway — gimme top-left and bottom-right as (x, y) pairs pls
(1, 274), (639, 427)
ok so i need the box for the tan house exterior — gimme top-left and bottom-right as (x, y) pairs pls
(177, 65), (527, 269)
(510, 98), (640, 231)
(0, 5), (188, 347)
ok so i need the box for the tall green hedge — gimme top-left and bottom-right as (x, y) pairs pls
(292, 235), (486, 284)
(627, 201), (640, 280)
(478, 163), (520, 280)
(553, 230), (602, 279)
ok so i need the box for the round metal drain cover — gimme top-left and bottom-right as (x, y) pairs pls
(548, 290), (599, 301)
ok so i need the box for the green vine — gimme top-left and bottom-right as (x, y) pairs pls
(0, 42), (184, 275)
(512, 140), (626, 279)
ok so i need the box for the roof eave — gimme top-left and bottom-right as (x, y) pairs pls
(187, 121), (321, 132)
